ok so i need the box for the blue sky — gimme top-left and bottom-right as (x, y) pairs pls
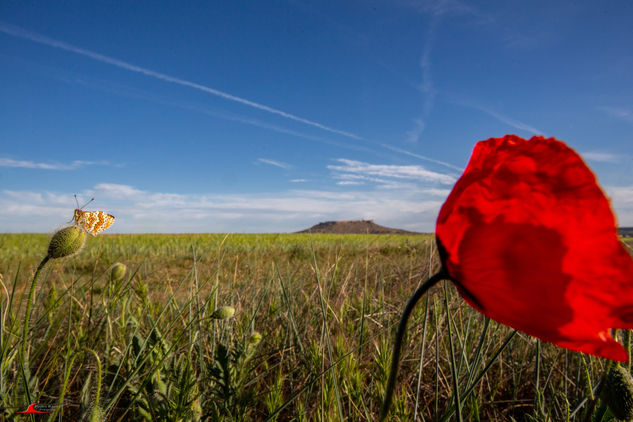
(1, 1), (632, 233)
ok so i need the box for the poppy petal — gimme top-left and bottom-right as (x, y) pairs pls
(436, 135), (633, 362)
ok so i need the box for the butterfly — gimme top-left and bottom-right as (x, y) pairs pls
(71, 195), (115, 236)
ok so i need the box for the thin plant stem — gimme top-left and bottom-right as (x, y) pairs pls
(461, 329), (517, 401)
(86, 349), (103, 408)
(580, 355), (594, 401)
(379, 271), (445, 422)
(435, 300), (440, 421)
(414, 239), (435, 421)
(626, 330), (631, 372)
(442, 328), (517, 421)
(535, 339), (542, 417)
(565, 350), (568, 398)
(414, 293), (430, 421)
(464, 317), (489, 391)
(310, 238), (345, 422)
(444, 281), (463, 422)
(582, 361), (612, 422)
(21, 255), (50, 361)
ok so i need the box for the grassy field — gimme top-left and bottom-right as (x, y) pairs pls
(1, 233), (632, 421)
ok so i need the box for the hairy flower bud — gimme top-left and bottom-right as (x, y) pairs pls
(110, 262), (127, 281)
(211, 306), (235, 320)
(48, 226), (86, 259)
(248, 331), (262, 346)
(601, 364), (633, 421)
(89, 405), (105, 422)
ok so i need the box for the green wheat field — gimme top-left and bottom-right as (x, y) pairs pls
(1, 233), (632, 421)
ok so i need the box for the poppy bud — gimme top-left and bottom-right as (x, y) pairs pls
(601, 364), (633, 421)
(110, 263), (127, 281)
(89, 406), (105, 422)
(248, 331), (262, 346)
(211, 306), (235, 320)
(48, 226), (86, 259)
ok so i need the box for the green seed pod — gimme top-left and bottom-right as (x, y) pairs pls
(48, 226), (86, 259)
(211, 306), (235, 320)
(601, 364), (633, 421)
(110, 263), (127, 280)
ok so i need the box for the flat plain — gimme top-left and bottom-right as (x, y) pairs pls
(1, 233), (632, 421)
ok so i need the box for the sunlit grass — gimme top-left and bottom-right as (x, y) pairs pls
(0, 233), (631, 420)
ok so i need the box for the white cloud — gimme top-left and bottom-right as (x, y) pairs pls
(337, 173), (385, 184)
(404, 11), (439, 145)
(290, 179), (307, 183)
(3, 190), (44, 202)
(609, 186), (633, 204)
(420, 188), (451, 197)
(606, 185), (633, 226)
(0, 157), (109, 170)
(0, 184), (449, 233)
(328, 158), (456, 185)
(93, 183), (145, 199)
(581, 151), (620, 163)
(404, 118), (426, 144)
(0, 191), (76, 225)
(598, 106), (633, 124)
(257, 158), (291, 169)
(5, 182), (631, 233)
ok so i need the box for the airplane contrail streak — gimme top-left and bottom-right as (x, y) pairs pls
(0, 22), (362, 140)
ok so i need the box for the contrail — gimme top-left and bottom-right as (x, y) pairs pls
(70, 76), (377, 154)
(2, 22), (463, 171)
(446, 95), (544, 136)
(0, 22), (362, 140)
(381, 144), (463, 171)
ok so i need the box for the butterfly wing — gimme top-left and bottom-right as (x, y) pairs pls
(75, 210), (115, 235)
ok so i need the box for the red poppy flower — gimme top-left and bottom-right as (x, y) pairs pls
(436, 134), (633, 362)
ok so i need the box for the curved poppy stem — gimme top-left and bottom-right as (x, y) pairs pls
(379, 271), (445, 421)
(22, 255), (50, 362)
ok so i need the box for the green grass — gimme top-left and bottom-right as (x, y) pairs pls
(1, 233), (632, 421)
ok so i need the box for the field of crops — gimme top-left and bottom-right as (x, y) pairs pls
(1, 233), (632, 421)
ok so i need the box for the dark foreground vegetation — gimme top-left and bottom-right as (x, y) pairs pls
(1, 233), (632, 421)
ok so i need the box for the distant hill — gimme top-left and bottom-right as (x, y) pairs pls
(620, 227), (633, 237)
(298, 220), (421, 235)
(299, 221), (633, 236)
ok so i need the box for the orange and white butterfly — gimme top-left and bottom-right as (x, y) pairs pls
(71, 195), (115, 236)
